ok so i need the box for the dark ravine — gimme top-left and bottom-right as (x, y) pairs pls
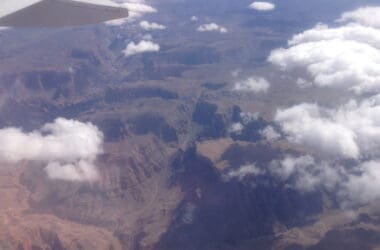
(156, 146), (323, 250)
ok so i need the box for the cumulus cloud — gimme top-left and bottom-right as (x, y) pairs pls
(249, 1), (275, 11)
(240, 112), (259, 124)
(269, 155), (380, 206)
(225, 164), (263, 181)
(234, 77), (270, 93)
(268, 22), (380, 94)
(338, 7), (380, 28)
(224, 156), (341, 194)
(231, 69), (241, 78)
(275, 103), (359, 159)
(141, 33), (153, 40)
(288, 24), (380, 47)
(296, 78), (312, 88)
(276, 95), (380, 160)
(260, 126), (281, 141)
(197, 23), (228, 33)
(139, 20), (166, 30)
(270, 155), (343, 193)
(272, 83), (380, 205)
(260, 6), (380, 206)
(341, 161), (380, 206)
(223, 153), (380, 205)
(190, 16), (198, 22)
(224, 154), (380, 205)
(121, 1), (157, 19)
(45, 160), (99, 182)
(122, 40), (160, 57)
(229, 112), (259, 135)
(0, 118), (103, 182)
(105, 0), (157, 25)
(229, 122), (244, 134)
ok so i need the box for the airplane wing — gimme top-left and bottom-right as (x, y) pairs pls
(0, 0), (129, 27)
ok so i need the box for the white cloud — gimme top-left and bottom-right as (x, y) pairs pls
(231, 69), (241, 78)
(191, 16), (198, 22)
(139, 20), (166, 31)
(45, 160), (99, 182)
(338, 7), (380, 28)
(276, 95), (380, 160)
(249, 1), (275, 11)
(225, 156), (341, 196)
(0, 118), (103, 182)
(260, 126), (281, 141)
(197, 23), (228, 33)
(341, 161), (380, 206)
(229, 122), (244, 134)
(296, 78), (312, 88)
(225, 154), (380, 205)
(268, 23), (380, 94)
(270, 155), (342, 192)
(234, 77), (270, 93)
(223, 153), (380, 206)
(122, 40), (160, 57)
(229, 112), (259, 135)
(275, 103), (359, 159)
(270, 155), (313, 181)
(141, 33), (153, 40)
(288, 24), (380, 48)
(240, 112), (258, 124)
(269, 155), (380, 205)
(105, 0), (157, 25)
(264, 6), (380, 206)
(225, 164), (263, 181)
(122, 1), (157, 19)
